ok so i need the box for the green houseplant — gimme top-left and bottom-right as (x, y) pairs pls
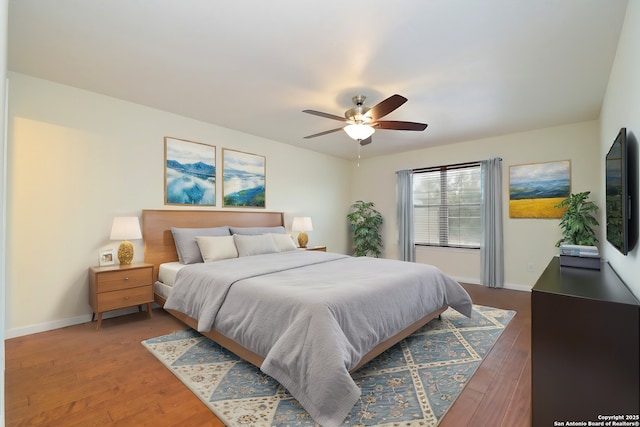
(346, 200), (383, 257)
(555, 191), (599, 247)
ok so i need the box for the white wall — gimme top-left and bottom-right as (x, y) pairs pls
(600, 0), (640, 299)
(352, 120), (601, 290)
(6, 72), (352, 336)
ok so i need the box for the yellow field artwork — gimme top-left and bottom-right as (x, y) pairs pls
(509, 197), (567, 219)
(509, 160), (571, 218)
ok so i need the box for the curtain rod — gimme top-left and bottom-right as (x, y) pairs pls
(395, 158), (502, 174)
(407, 157), (502, 174)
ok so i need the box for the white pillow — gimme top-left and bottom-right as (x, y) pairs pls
(268, 233), (298, 252)
(195, 235), (238, 262)
(233, 234), (279, 257)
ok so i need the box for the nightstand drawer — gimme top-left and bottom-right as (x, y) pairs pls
(95, 268), (152, 292)
(96, 285), (153, 312)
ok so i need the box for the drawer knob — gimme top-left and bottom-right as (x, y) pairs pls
(124, 277), (129, 281)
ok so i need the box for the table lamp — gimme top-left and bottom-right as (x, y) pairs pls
(292, 217), (313, 248)
(110, 216), (142, 265)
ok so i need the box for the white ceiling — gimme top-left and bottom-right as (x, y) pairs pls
(7, 0), (629, 160)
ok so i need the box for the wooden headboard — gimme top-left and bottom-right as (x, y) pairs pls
(142, 209), (285, 282)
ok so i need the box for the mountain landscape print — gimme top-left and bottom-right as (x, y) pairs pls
(509, 160), (570, 218)
(165, 137), (215, 205)
(223, 149), (265, 208)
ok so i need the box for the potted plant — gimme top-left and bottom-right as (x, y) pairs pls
(346, 200), (383, 257)
(555, 191), (599, 247)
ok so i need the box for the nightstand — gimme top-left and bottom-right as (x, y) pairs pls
(301, 246), (326, 252)
(89, 263), (154, 330)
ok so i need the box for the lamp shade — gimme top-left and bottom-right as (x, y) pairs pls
(344, 124), (375, 141)
(110, 217), (142, 241)
(291, 217), (313, 232)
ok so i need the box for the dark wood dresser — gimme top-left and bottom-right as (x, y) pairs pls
(531, 257), (639, 427)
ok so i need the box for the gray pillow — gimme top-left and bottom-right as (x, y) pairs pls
(171, 226), (231, 264)
(229, 226), (286, 235)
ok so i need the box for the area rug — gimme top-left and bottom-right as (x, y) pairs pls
(142, 305), (515, 426)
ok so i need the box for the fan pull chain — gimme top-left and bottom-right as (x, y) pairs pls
(357, 140), (362, 167)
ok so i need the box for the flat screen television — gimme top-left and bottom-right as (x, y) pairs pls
(605, 127), (637, 255)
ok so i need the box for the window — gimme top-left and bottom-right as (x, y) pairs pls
(413, 162), (481, 248)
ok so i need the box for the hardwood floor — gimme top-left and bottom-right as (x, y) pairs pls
(440, 284), (532, 427)
(5, 283), (531, 426)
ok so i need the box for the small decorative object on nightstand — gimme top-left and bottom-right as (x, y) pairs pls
(110, 216), (142, 265)
(292, 216), (313, 248)
(89, 263), (153, 330)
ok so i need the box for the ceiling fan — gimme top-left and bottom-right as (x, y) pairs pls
(303, 94), (428, 146)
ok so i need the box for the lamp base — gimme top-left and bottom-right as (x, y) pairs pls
(118, 241), (134, 265)
(297, 231), (308, 248)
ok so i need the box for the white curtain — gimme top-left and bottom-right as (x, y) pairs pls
(397, 169), (415, 262)
(480, 158), (504, 288)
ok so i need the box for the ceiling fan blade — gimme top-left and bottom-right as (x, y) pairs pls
(360, 136), (373, 146)
(303, 110), (348, 122)
(373, 120), (428, 131)
(303, 127), (344, 139)
(367, 94), (407, 120)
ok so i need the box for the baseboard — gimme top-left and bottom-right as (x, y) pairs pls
(503, 282), (533, 292)
(6, 313), (97, 339)
(452, 276), (532, 293)
(450, 275), (483, 286)
(5, 304), (159, 339)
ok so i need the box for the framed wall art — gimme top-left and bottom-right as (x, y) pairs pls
(164, 137), (216, 206)
(509, 160), (571, 218)
(222, 149), (265, 208)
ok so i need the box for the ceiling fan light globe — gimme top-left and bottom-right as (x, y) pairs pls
(344, 124), (375, 141)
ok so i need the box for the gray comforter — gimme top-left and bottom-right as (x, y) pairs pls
(164, 250), (472, 426)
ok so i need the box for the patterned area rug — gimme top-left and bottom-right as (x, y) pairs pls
(142, 305), (515, 426)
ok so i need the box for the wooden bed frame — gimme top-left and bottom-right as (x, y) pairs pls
(142, 209), (446, 373)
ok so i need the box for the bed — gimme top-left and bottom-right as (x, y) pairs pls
(142, 209), (473, 426)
